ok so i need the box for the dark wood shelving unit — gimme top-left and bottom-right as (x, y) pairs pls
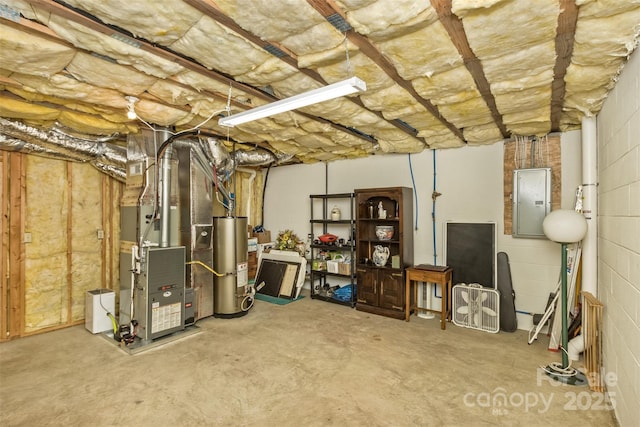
(354, 187), (414, 319)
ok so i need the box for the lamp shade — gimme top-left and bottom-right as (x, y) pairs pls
(542, 209), (588, 243)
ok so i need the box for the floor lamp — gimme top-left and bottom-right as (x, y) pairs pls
(542, 209), (588, 385)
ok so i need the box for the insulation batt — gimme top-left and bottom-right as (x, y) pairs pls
(0, 22), (75, 77)
(172, 16), (275, 76)
(412, 66), (478, 99)
(47, 16), (185, 78)
(315, 50), (395, 92)
(66, 52), (157, 96)
(215, 0), (326, 42)
(463, 123), (504, 145)
(337, 0), (438, 38)
(9, 74), (133, 128)
(62, 0), (203, 44)
(376, 21), (463, 79)
(0, 0), (639, 163)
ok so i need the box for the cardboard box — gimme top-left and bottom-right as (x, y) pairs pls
(338, 262), (351, 276)
(248, 237), (258, 252)
(251, 230), (271, 244)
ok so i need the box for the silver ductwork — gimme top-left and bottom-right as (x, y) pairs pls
(0, 118), (127, 181)
(1, 119), (289, 183)
(235, 147), (290, 166)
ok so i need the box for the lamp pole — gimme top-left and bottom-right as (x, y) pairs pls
(561, 243), (569, 369)
(542, 209), (588, 386)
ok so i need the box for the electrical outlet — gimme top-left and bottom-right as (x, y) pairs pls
(24, 232), (32, 243)
(97, 229), (104, 240)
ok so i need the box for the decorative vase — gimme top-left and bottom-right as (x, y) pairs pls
(372, 245), (390, 267)
(331, 205), (341, 221)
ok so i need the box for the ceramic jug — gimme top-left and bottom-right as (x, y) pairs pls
(331, 205), (341, 221)
(372, 245), (390, 267)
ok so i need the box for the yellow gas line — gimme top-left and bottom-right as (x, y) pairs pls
(186, 260), (224, 277)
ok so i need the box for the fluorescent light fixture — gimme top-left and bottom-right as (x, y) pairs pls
(219, 76), (366, 127)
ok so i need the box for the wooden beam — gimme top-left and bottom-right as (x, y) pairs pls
(21, 319), (84, 337)
(28, 0), (377, 144)
(430, 0), (509, 139)
(2, 8), (246, 127)
(66, 163), (73, 325)
(0, 9), (69, 43)
(0, 152), (8, 341)
(306, 0), (465, 142)
(101, 174), (107, 290)
(183, 0), (304, 74)
(185, 0), (417, 139)
(8, 153), (25, 338)
(550, 0), (579, 132)
(27, 1), (271, 103)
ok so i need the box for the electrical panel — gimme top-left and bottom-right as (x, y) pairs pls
(512, 168), (551, 238)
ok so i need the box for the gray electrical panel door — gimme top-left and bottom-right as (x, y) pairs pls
(512, 168), (551, 238)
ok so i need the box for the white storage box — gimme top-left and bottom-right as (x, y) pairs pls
(327, 260), (340, 273)
(85, 289), (115, 334)
(248, 237), (258, 252)
(326, 254), (346, 274)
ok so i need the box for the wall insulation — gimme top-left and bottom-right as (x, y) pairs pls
(24, 156), (69, 331)
(3, 154), (122, 337)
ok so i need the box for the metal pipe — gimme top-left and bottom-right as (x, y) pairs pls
(581, 116), (598, 296)
(160, 145), (172, 248)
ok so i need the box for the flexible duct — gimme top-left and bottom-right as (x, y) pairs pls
(0, 118), (126, 181)
(1, 119), (289, 185)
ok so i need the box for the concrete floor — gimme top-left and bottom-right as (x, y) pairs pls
(1, 290), (617, 426)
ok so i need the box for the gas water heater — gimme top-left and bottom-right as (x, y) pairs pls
(213, 216), (250, 317)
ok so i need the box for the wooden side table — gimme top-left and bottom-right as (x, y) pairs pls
(405, 266), (453, 330)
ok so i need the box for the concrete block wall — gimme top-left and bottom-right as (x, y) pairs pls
(596, 47), (640, 427)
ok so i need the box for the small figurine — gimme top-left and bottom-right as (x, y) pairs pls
(378, 201), (386, 219)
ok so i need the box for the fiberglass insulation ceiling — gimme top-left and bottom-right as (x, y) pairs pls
(1, 0), (639, 163)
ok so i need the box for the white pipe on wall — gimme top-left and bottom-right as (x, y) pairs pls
(581, 116), (598, 296)
(568, 117), (598, 360)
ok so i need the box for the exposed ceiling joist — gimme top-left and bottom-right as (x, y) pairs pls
(185, 0), (418, 140)
(431, 0), (509, 139)
(306, 0), (465, 143)
(27, 0), (377, 144)
(1, 0), (638, 163)
(550, 0), (579, 132)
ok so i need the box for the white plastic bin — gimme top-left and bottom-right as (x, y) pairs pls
(85, 289), (115, 334)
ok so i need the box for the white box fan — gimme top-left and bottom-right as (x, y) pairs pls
(452, 283), (500, 333)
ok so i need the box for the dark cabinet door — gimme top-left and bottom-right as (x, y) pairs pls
(356, 267), (377, 305)
(379, 270), (404, 312)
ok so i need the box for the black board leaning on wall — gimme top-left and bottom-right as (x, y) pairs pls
(445, 222), (496, 288)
